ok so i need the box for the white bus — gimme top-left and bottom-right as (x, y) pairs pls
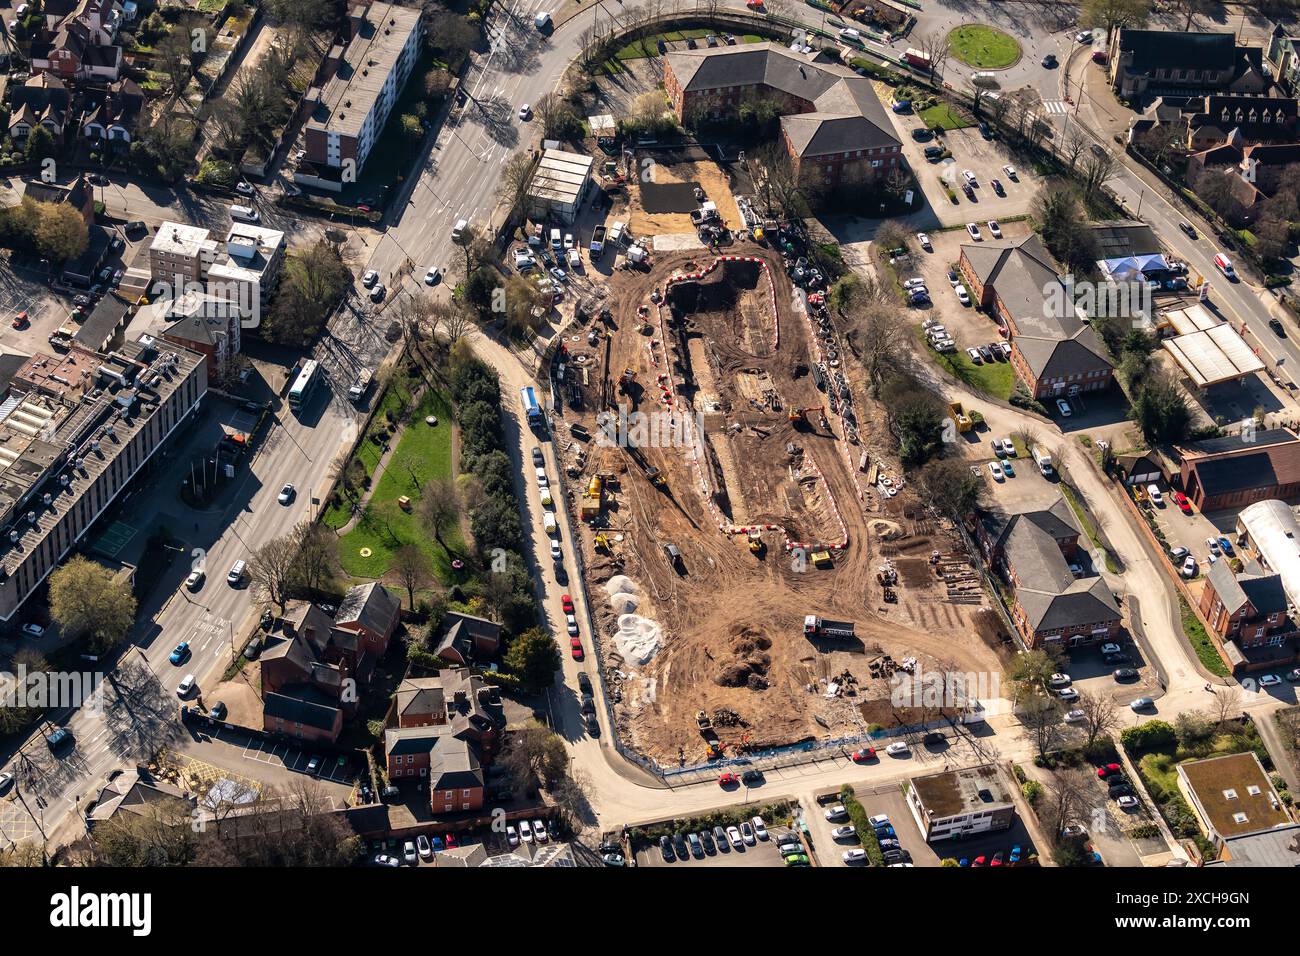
(288, 359), (321, 414)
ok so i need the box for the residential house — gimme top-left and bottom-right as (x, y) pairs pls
(1129, 93), (1299, 151)
(1200, 559), (1297, 653)
(80, 77), (143, 145)
(1186, 138), (1300, 221)
(1109, 29), (1270, 101)
(29, 0), (124, 81)
(386, 667), (504, 758)
(432, 611), (502, 665)
(974, 495), (1122, 649)
(1174, 428), (1300, 511)
(384, 724), (485, 814)
(7, 73), (71, 142)
(86, 766), (195, 829)
(663, 43), (902, 189)
(958, 235), (1114, 401)
(22, 173), (95, 227)
(1267, 25), (1300, 95)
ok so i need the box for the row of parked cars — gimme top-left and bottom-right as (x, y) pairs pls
(657, 815), (773, 862)
(822, 803), (914, 866)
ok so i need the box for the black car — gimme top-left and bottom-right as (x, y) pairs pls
(531, 447), (544, 467)
(1109, 785), (1134, 800)
(659, 835), (675, 862)
(209, 701), (228, 722)
(1113, 667), (1139, 681)
(554, 562), (568, 585)
(741, 769), (764, 785)
(577, 672), (592, 695)
(671, 832), (690, 858)
(911, 128), (933, 142)
(979, 120), (992, 138)
(88, 173), (109, 186)
(1041, 53), (1057, 68)
(244, 636), (262, 660)
(815, 792), (840, 805)
(923, 145), (944, 160)
(686, 36), (697, 48)
(923, 731), (946, 745)
(1270, 318), (1286, 337)
(584, 712), (600, 736)
(260, 609), (274, 630)
(882, 849), (908, 864)
(580, 694), (596, 714)
(1179, 222), (1198, 240)
(699, 829), (716, 854)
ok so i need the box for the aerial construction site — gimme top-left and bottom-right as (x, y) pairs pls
(552, 239), (1003, 766)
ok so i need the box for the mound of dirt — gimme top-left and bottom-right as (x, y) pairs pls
(615, 614), (661, 666)
(713, 631), (772, 689)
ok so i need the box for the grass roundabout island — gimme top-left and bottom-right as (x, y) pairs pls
(946, 24), (1022, 70)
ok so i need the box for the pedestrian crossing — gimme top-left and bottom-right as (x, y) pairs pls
(1042, 100), (1069, 114)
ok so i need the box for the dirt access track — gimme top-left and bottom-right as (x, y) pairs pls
(558, 243), (1002, 767)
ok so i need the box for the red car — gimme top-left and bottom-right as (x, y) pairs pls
(561, 593), (574, 614)
(851, 747), (877, 762)
(990, 852), (1004, 867)
(1173, 492), (1192, 514)
(570, 637), (584, 660)
(971, 855), (987, 867)
(746, 0), (764, 8)
(1096, 763), (1121, 779)
(719, 772), (739, 787)
(11, 311), (28, 330)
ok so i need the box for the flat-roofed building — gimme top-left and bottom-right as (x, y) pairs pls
(1177, 752), (1294, 855)
(525, 148), (594, 225)
(905, 763), (1016, 841)
(0, 336), (207, 623)
(299, 1), (422, 191)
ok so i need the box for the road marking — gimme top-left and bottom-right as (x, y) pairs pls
(1042, 100), (1068, 114)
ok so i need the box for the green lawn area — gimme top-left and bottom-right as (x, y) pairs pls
(920, 103), (972, 130)
(323, 378), (419, 529)
(334, 388), (470, 590)
(946, 24), (1021, 69)
(915, 325), (1015, 399)
(1180, 597), (1232, 677)
(614, 31), (774, 60)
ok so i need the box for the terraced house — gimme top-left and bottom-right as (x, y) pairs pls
(663, 43), (902, 188)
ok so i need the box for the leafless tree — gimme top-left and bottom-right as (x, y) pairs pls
(393, 545), (429, 610)
(497, 150), (537, 223)
(419, 477), (460, 556)
(293, 521), (334, 594)
(1061, 128), (1089, 172)
(1209, 685), (1243, 730)
(1021, 691), (1066, 760)
(249, 532), (299, 611)
(916, 31), (951, 80)
(1080, 148), (1117, 202)
(1040, 767), (1093, 841)
(1075, 690), (1120, 749)
(845, 301), (912, 397)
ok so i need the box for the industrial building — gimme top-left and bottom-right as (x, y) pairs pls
(905, 764), (1016, 842)
(525, 148), (595, 225)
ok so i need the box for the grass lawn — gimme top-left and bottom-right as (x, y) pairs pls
(334, 388), (470, 590)
(323, 377), (421, 529)
(915, 325), (1015, 399)
(1179, 597), (1231, 677)
(921, 103), (972, 130)
(946, 25), (1021, 69)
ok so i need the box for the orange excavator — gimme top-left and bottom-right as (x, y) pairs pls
(788, 407), (826, 430)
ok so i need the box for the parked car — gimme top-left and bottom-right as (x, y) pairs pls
(966, 222), (981, 240)
(417, 835), (432, 860)
(1173, 491), (1192, 514)
(988, 461), (1004, 481)
(885, 741), (910, 756)
(1114, 668), (1139, 681)
(842, 849), (867, 864)
(1181, 555), (1198, 578)
(1130, 697), (1154, 711)
(824, 804), (849, 821)
(726, 825), (744, 848)
(831, 825), (857, 841)
(1259, 673), (1283, 688)
(1056, 398), (1073, 417)
(986, 220), (1002, 238)
(851, 747), (876, 762)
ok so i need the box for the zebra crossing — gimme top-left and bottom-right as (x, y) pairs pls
(1041, 100), (1070, 115)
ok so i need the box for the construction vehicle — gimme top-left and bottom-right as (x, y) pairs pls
(811, 549), (833, 569)
(617, 368), (637, 395)
(788, 406), (824, 430)
(636, 305), (652, 334)
(748, 531), (765, 556)
(695, 710), (712, 730)
(590, 224), (606, 255)
(594, 533), (612, 553)
(877, 563), (898, 586)
(947, 401), (972, 433)
(804, 616), (856, 639)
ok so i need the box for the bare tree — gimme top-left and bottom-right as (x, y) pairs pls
(418, 477), (460, 556)
(1021, 691), (1066, 760)
(248, 532), (299, 611)
(293, 521), (334, 594)
(1061, 128), (1089, 172)
(1209, 685), (1243, 730)
(393, 545), (429, 610)
(1080, 148), (1117, 202)
(845, 300), (912, 397)
(916, 31), (951, 81)
(1040, 767), (1093, 841)
(1075, 690), (1120, 749)
(497, 151), (537, 223)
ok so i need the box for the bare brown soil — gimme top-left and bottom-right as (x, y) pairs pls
(558, 242), (1001, 766)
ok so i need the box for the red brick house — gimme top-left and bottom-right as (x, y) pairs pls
(1174, 428), (1300, 511)
(386, 668), (504, 758)
(1200, 559), (1296, 649)
(432, 611), (503, 666)
(384, 726), (485, 814)
(663, 43), (902, 189)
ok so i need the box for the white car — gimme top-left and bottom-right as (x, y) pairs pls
(842, 849), (867, 864)
(514, 252), (537, 271)
(506, 825), (519, 847)
(903, 277), (926, 289)
(917, 232), (932, 251)
(533, 819), (549, 843)
(518, 103), (531, 120)
(824, 804), (848, 821)
(1100, 642), (1122, 655)
(956, 286), (971, 306)
(999, 438), (1017, 457)
(1056, 398), (1072, 417)
(235, 181), (255, 196)
(986, 220), (1002, 238)
(1057, 687), (1079, 701)
(1259, 674), (1283, 688)
(831, 825), (857, 840)
(867, 814), (890, 828)
(535, 467), (548, 487)
(417, 835), (433, 860)
(1064, 708), (1086, 723)
(962, 169), (977, 186)
(185, 569), (204, 590)
(566, 614), (579, 636)
(885, 741), (909, 756)
(176, 674), (196, 698)
(1076, 30), (1093, 42)
(1116, 795), (1140, 809)
(520, 820), (534, 843)
(997, 342), (1012, 358)
(966, 222), (981, 240)
(1146, 484), (1163, 505)
(726, 825), (744, 848)
(1206, 536), (1221, 554)
(564, 233), (574, 250)
(751, 816), (768, 840)
(403, 841), (418, 864)
(740, 822), (756, 845)
(361, 270), (379, 288)
(1048, 672), (1071, 687)
(1181, 555), (1198, 578)
(1003, 164), (1018, 180)
(423, 266), (442, 285)
(277, 482), (295, 505)
(550, 540), (563, 561)
(967, 347), (984, 364)
(988, 461), (1004, 481)
(21, 622), (44, 637)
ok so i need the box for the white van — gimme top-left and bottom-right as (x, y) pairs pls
(227, 559), (247, 585)
(451, 218), (468, 243)
(1214, 252), (1236, 280)
(839, 27), (863, 45)
(534, 11), (551, 29)
(543, 512), (558, 536)
(229, 204), (259, 223)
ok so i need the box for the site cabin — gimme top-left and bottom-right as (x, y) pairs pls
(804, 616), (855, 639)
(520, 386), (544, 430)
(608, 221), (626, 245)
(590, 224), (606, 255)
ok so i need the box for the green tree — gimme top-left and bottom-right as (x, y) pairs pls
(49, 556), (137, 653)
(499, 722), (569, 795)
(34, 200), (89, 262)
(503, 627), (561, 686)
(24, 125), (56, 163)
